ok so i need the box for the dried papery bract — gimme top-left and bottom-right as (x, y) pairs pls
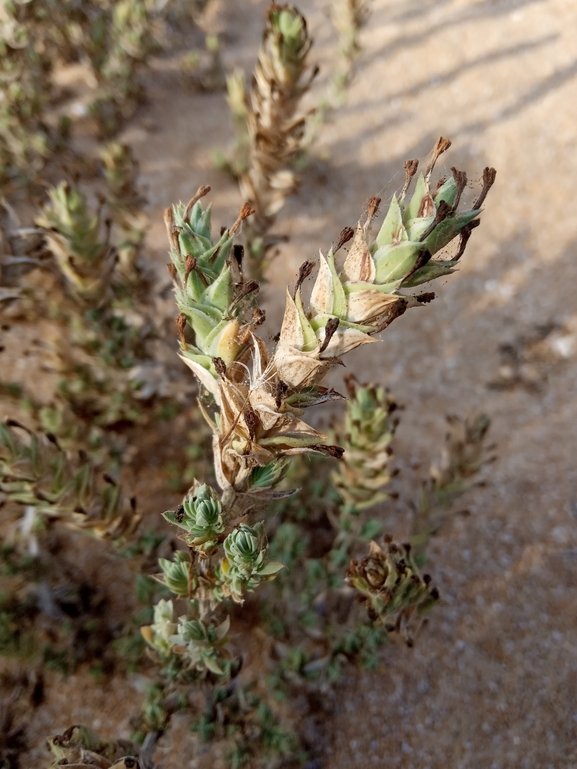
(239, 4), (316, 275)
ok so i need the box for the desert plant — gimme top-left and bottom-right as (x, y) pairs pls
(135, 138), (495, 759)
(36, 181), (117, 304)
(331, 375), (397, 513)
(86, 0), (154, 138)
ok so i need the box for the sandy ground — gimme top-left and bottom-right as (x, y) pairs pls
(9, 0), (577, 766)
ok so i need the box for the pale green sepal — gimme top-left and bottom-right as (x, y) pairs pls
(295, 290), (318, 352)
(310, 313), (373, 335)
(327, 250), (347, 318)
(177, 229), (213, 261)
(344, 278), (403, 295)
(375, 194), (407, 247)
(184, 269), (207, 304)
(259, 433), (323, 449)
(211, 234), (234, 276)
(404, 173), (428, 223)
(434, 175), (458, 207)
(182, 306), (223, 347)
(203, 318), (240, 365)
(204, 656), (225, 675)
(191, 201), (213, 240)
(163, 510), (184, 527)
(204, 265), (233, 313)
(405, 215), (434, 242)
(401, 260), (457, 287)
(374, 241), (425, 285)
(249, 460), (289, 490)
(424, 209), (479, 255)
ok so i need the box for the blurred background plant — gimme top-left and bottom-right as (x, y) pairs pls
(0, 0), (158, 183)
(219, 4), (317, 277)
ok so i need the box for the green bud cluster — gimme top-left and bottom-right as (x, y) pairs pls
(169, 615), (231, 676)
(157, 551), (194, 597)
(219, 523), (284, 602)
(265, 5), (312, 84)
(142, 599), (231, 676)
(166, 191), (249, 378)
(163, 484), (224, 551)
(369, 166), (482, 290)
(332, 380), (397, 511)
(141, 598), (177, 657)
